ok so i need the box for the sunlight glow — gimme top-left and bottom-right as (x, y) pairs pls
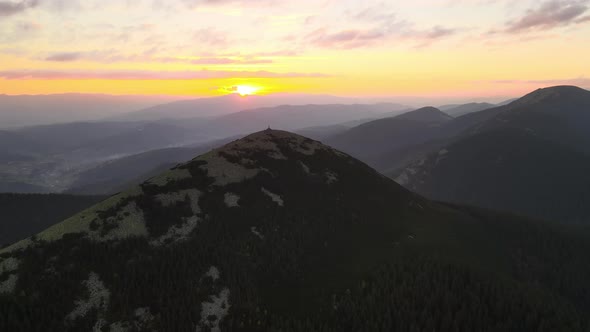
(235, 85), (260, 96)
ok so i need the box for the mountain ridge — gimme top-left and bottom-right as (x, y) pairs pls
(392, 85), (590, 223)
(2, 129), (590, 331)
(325, 107), (452, 162)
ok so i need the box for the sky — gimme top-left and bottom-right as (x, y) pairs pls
(0, 0), (589, 98)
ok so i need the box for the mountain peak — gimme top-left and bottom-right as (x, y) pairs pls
(3, 126), (590, 330)
(395, 106), (453, 122)
(514, 85), (590, 106)
(194, 128), (344, 165)
(0, 129), (378, 254)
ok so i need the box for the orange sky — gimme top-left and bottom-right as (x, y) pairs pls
(1, 0), (589, 98)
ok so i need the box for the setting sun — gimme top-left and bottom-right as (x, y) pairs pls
(235, 85), (260, 96)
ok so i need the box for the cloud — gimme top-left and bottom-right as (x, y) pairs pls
(307, 24), (457, 49)
(13, 20), (42, 33)
(190, 57), (273, 64)
(43, 50), (274, 65)
(193, 28), (230, 48)
(424, 26), (456, 39)
(45, 52), (83, 62)
(504, 0), (589, 33)
(307, 28), (385, 49)
(183, 0), (276, 7)
(489, 77), (590, 87)
(0, 69), (330, 80)
(0, 0), (39, 16)
(305, 4), (457, 49)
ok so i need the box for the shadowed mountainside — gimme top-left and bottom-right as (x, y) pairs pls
(393, 86), (590, 223)
(1, 129), (590, 331)
(0, 193), (105, 246)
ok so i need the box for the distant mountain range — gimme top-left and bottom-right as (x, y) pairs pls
(326, 107), (453, 166)
(438, 102), (495, 116)
(1, 129), (589, 331)
(0, 94), (177, 128)
(388, 86), (590, 223)
(0, 103), (408, 193)
(66, 137), (240, 195)
(113, 93), (408, 122)
(2, 86), (590, 226)
(168, 103), (409, 139)
(324, 104), (510, 173)
(0, 122), (213, 193)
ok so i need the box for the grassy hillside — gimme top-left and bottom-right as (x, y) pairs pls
(1, 130), (589, 331)
(0, 193), (105, 246)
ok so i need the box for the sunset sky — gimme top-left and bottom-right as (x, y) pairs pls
(1, 0), (589, 98)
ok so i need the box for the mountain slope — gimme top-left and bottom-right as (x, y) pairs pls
(325, 107), (452, 163)
(1, 130), (590, 331)
(169, 103), (409, 140)
(393, 86), (590, 223)
(14, 121), (207, 157)
(0, 181), (53, 194)
(116, 94), (408, 122)
(0, 102), (406, 194)
(0, 193), (105, 247)
(0, 94), (174, 128)
(0, 122), (213, 194)
(67, 137), (239, 195)
(469, 86), (590, 153)
(440, 102), (495, 116)
(324, 104), (509, 174)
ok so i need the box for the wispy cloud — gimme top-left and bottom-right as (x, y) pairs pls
(489, 77), (590, 86)
(190, 57), (273, 64)
(43, 50), (274, 65)
(183, 0), (276, 7)
(503, 0), (590, 33)
(306, 24), (457, 49)
(305, 3), (457, 49)
(0, 0), (39, 16)
(0, 69), (330, 80)
(192, 28), (230, 48)
(45, 52), (82, 62)
(306, 28), (385, 49)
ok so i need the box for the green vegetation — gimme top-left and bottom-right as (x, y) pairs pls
(0, 193), (105, 247)
(1, 130), (590, 331)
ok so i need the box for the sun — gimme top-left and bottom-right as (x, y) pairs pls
(235, 85), (260, 96)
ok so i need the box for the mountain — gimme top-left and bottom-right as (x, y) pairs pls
(0, 94), (177, 128)
(294, 114), (408, 141)
(295, 124), (350, 140)
(116, 94), (408, 122)
(325, 99), (521, 175)
(0, 121), (206, 165)
(496, 97), (519, 106)
(65, 122), (206, 160)
(469, 86), (590, 152)
(0, 122), (213, 194)
(393, 86), (590, 223)
(167, 103), (410, 140)
(0, 131), (45, 161)
(67, 137), (239, 195)
(439, 102), (495, 116)
(0, 181), (53, 194)
(14, 122), (147, 152)
(394, 106), (453, 122)
(0, 102), (406, 194)
(325, 107), (453, 168)
(0, 194), (105, 247)
(2, 129), (590, 331)
(13, 121), (208, 156)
